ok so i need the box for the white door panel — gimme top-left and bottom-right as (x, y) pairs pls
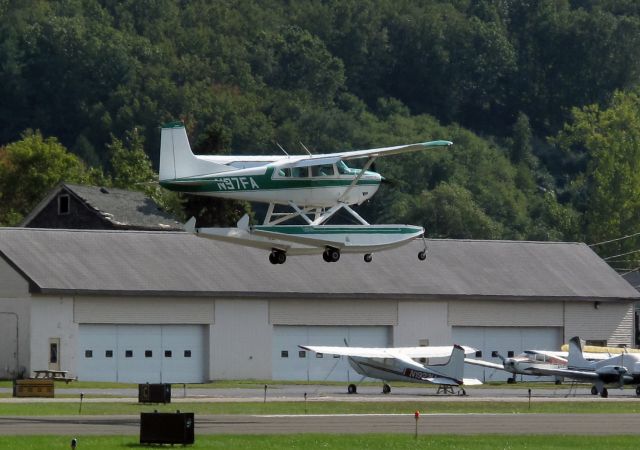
(78, 324), (207, 383)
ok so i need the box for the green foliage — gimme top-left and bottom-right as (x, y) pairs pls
(106, 128), (185, 222)
(3, 0), (640, 244)
(553, 90), (640, 265)
(0, 130), (96, 225)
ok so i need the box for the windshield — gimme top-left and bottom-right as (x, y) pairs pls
(337, 160), (355, 175)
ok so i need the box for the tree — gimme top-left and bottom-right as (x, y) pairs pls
(0, 130), (97, 225)
(407, 183), (502, 239)
(107, 128), (185, 222)
(553, 90), (640, 265)
(108, 128), (156, 189)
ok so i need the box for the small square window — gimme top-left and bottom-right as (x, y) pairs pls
(85, 350), (93, 358)
(281, 350), (288, 358)
(184, 350), (191, 358)
(105, 350), (113, 358)
(165, 350), (172, 358)
(298, 350), (306, 358)
(316, 353), (323, 358)
(125, 350), (133, 358)
(145, 350), (152, 358)
(507, 351), (515, 358)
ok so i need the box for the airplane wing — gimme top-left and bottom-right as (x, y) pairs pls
(464, 358), (506, 370)
(299, 345), (476, 359)
(531, 367), (601, 380)
(390, 346), (477, 357)
(336, 140), (453, 161)
(273, 140), (452, 170)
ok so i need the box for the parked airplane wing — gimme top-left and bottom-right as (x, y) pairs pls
(464, 358), (506, 370)
(531, 367), (601, 380)
(299, 345), (398, 359)
(299, 345), (475, 359)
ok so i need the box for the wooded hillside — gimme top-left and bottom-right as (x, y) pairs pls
(1, 0), (639, 268)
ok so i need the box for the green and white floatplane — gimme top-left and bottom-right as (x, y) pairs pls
(160, 122), (451, 264)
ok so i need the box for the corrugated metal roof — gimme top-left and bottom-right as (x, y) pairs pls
(0, 227), (637, 300)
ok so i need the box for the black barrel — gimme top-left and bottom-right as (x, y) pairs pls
(138, 383), (171, 403)
(140, 412), (194, 445)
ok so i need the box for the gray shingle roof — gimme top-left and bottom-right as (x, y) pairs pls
(21, 183), (183, 230)
(65, 184), (183, 230)
(0, 228), (637, 300)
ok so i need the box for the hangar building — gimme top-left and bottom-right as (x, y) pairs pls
(0, 227), (638, 383)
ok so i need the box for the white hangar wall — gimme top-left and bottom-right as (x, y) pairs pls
(14, 293), (640, 382)
(565, 302), (634, 346)
(29, 295), (77, 379)
(0, 257), (31, 379)
(210, 299), (271, 380)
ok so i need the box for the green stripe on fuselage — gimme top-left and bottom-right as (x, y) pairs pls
(255, 225), (422, 235)
(160, 167), (380, 193)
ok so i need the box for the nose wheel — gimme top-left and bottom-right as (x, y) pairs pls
(418, 235), (428, 261)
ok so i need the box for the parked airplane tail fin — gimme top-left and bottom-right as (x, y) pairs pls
(159, 122), (231, 181)
(428, 344), (465, 384)
(567, 336), (590, 369)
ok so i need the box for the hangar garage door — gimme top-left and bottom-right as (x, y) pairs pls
(78, 324), (207, 383)
(453, 326), (562, 382)
(272, 325), (390, 382)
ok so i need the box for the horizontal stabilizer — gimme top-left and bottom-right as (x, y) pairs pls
(426, 377), (459, 386)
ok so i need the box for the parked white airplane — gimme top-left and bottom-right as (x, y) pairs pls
(159, 122), (452, 264)
(532, 337), (640, 398)
(465, 349), (610, 382)
(465, 350), (569, 382)
(298, 344), (480, 394)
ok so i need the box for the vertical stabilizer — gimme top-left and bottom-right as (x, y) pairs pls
(567, 336), (591, 369)
(159, 122), (230, 181)
(429, 344), (465, 384)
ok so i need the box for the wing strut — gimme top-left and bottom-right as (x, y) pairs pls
(338, 156), (377, 203)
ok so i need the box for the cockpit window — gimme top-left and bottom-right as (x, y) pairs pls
(292, 167), (309, 177)
(275, 167), (308, 178)
(311, 165), (335, 177)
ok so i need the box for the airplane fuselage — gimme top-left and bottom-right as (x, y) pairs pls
(348, 356), (459, 385)
(159, 164), (381, 207)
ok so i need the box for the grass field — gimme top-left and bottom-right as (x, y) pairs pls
(0, 400), (636, 416)
(0, 379), (582, 390)
(1, 434), (639, 449)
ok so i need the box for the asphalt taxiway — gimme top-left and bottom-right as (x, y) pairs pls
(1, 385), (639, 436)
